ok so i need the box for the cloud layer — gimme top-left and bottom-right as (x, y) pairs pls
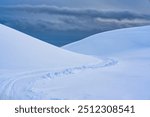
(1, 0), (150, 13)
(0, 5), (150, 46)
(1, 5), (150, 30)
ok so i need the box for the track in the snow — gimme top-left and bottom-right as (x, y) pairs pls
(0, 58), (118, 99)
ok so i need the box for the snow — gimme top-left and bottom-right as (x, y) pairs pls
(63, 26), (150, 56)
(0, 24), (101, 70)
(0, 24), (103, 99)
(62, 26), (150, 99)
(0, 24), (150, 99)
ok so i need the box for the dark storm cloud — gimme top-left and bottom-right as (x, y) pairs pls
(0, 5), (150, 31)
(1, 5), (150, 20)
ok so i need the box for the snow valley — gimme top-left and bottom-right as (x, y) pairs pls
(0, 24), (150, 99)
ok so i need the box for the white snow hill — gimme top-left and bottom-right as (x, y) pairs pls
(0, 24), (150, 99)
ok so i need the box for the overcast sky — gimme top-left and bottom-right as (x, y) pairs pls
(0, 0), (150, 13)
(1, 0), (150, 46)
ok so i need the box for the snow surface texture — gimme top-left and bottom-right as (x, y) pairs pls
(0, 24), (150, 99)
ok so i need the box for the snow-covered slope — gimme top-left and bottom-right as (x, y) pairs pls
(61, 26), (150, 99)
(63, 26), (150, 56)
(0, 24), (106, 99)
(1, 24), (150, 100)
(0, 24), (101, 70)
